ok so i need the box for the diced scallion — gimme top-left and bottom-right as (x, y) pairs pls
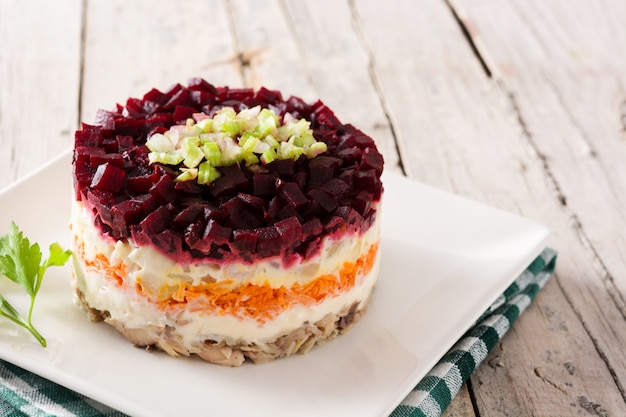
(145, 105), (327, 184)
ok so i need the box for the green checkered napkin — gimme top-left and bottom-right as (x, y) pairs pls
(0, 248), (557, 417)
(391, 247), (557, 417)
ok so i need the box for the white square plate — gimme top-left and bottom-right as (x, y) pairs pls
(0, 150), (549, 417)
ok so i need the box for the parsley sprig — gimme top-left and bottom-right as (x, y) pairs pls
(0, 222), (72, 347)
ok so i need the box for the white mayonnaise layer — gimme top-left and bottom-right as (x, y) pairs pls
(70, 199), (381, 342)
(72, 253), (379, 343)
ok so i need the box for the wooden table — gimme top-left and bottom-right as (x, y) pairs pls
(2, 0), (625, 415)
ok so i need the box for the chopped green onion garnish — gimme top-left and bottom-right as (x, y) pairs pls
(175, 168), (198, 182)
(145, 105), (327, 184)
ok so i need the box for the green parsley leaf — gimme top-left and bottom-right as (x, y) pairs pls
(0, 222), (72, 347)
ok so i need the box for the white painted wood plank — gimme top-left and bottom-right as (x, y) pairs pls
(0, 0), (82, 190)
(81, 0), (242, 124)
(227, 0), (314, 100)
(354, 0), (626, 414)
(280, 0), (402, 174)
(448, 0), (626, 412)
(451, 0), (626, 306)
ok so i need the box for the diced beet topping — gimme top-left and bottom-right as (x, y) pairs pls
(72, 78), (384, 264)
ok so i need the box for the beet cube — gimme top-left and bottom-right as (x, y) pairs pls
(354, 131), (375, 148)
(144, 114), (173, 133)
(353, 169), (378, 189)
(90, 163), (126, 193)
(75, 124), (104, 147)
(300, 199), (321, 218)
(301, 218), (323, 241)
(286, 95), (308, 115)
(174, 180), (203, 195)
(173, 105), (198, 124)
(275, 216), (303, 247)
(187, 78), (218, 94)
(164, 83), (184, 98)
(163, 88), (195, 110)
(360, 147), (384, 175)
(204, 206), (228, 222)
(139, 204), (172, 235)
(308, 156), (341, 189)
(255, 226), (282, 257)
(184, 219), (208, 251)
(88, 153), (125, 169)
(123, 146), (150, 168)
(125, 97), (158, 117)
(151, 229), (183, 255)
(223, 88), (254, 102)
(335, 206), (362, 226)
(127, 169), (161, 194)
(217, 165), (249, 191)
(267, 196), (283, 221)
(230, 167), (252, 190)
(230, 230), (258, 255)
(94, 110), (116, 130)
(313, 105), (341, 128)
(252, 173), (276, 196)
(318, 178), (350, 200)
(337, 133), (357, 150)
(173, 203), (205, 227)
(307, 189), (337, 213)
(132, 194), (157, 214)
(338, 168), (356, 190)
(203, 219), (232, 245)
(336, 147), (362, 166)
(237, 193), (266, 212)
(74, 146), (106, 164)
(149, 174), (180, 203)
(191, 90), (217, 107)
(221, 197), (263, 229)
(101, 137), (119, 154)
(255, 87), (282, 104)
(113, 118), (145, 137)
(116, 135), (135, 151)
(276, 203), (299, 221)
(85, 189), (114, 225)
(353, 190), (373, 216)
(279, 182), (307, 209)
(111, 200), (145, 237)
(323, 216), (345, 233)
(294, 171), (307, 191)
(142, 88), (169, 106)
(210, 175), (236, 197)
(267, 159), (295, 176)
(73, 160), (94, 199)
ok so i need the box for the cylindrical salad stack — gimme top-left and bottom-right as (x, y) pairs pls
(71, 79), (384, 366)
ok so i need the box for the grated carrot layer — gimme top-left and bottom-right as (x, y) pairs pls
(74, 236), (378, 323)
(74, 237), (126, 286)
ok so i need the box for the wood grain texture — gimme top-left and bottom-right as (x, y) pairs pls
(449, 0), (626, 306)
(2, 0), (626, 415)
(0, 0), (82, 190)
(448, 0), (626, 413)
(81, 0), (242, 123)
(281, 0), (402, 174)
(228, 0), (402, 173)
(354, 0), (626, 414)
